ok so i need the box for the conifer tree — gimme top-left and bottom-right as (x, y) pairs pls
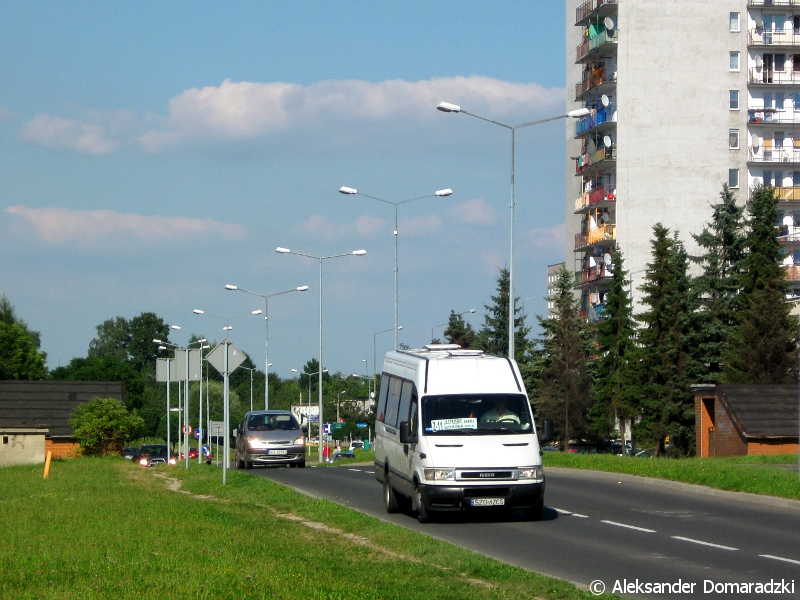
(591, 245), (639, 440)
(690, 183), (746, 383)
(443, 310), (478, 348)
(535, 267), (593, 448)
(636, 225), (699, 456)
(477, 267), (532, 360)
(725, 186), (798, 383)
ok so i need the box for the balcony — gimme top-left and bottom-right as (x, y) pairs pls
(575, 224), (616, 250)
(575, 105), (616, 136)
(749, 108), (800, 125)
(576, 146), (615, 173)
(574, 185), (617, 212)
(748, 146), (800, 164)
(575, 65), (617, 100)
(576, 28), (618, 63)
(576, 0), (617, 25)
(748, 67), (800, 85)
(578, 264), (613, 285)
(784, 265), (800, 281)
(750, 186), (800, 201)
(749, 0), (800, 6)
(748, 28), (800, 46)
(778, 224), (800, 241)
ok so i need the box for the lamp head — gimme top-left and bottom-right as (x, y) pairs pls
(339, 186), (358, 195)
(437, 102), (461, 113)
(398, 326), (403, 330)
(193, 309), (204, 314)
(224, 284), (237, 290)
(468, 309), (476, 313)
(297, 286), (309, 291)
(171, 325), (181, 330)
(435, 188), (453, 197)
(158, 346), (166, 350)
(352, 249), (367, 256)
(252, 309), (263, 315)
(568, 108), (591, 118)
(153, 339), (163, 344)
(276, 247), (290, 254)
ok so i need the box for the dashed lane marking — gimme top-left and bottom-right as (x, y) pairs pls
(671, 536), (738, 551)
(759, 554), (800, 565)
(552, 507), (589, 518)
(601, 520), (656, 533)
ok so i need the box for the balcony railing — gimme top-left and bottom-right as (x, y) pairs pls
(749, 108), (800, 125)
(575, 185), (617, 211)
(748, 146), (800, 163)
(748, 28), (800, 46)
(749, 0), (800, 6)
(575, 105), (616, 136)
(783, 265), (800, 281)
(778, 224), (800, 241)
(576, 224), (616, 249)
(576, 28), (618, 63)
(576, 0), (617, 24)
(748, 67), (800, 85)
(751, 185), (800, 201)
(579, 264), (612, 285)
(575, 66), (617, 99)
(576, 146), (615, 173)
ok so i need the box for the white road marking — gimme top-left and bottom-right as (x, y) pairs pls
(760, 554), (800, 565)
(348, 468), (362, 472)
(671, 536), (738, 551)
(553, 507), (589, 518)
(601, 520), (656, 533)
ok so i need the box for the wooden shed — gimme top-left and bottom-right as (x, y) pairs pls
(0, 381), (125, 465)
(693, 384), (799, 457)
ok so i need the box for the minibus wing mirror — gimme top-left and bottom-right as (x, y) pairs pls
(399, 421), (417, 444)
(539, 419), (554, 443)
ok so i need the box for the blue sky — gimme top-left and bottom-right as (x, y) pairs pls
(1, 1), (569, 377)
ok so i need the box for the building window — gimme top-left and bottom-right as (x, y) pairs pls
(730, 51), (740, 71)
(729, 129), (740, 149)
(730, 90), (739, 110)
(730, 12), (740, 32)
(729, 168), (740, 188)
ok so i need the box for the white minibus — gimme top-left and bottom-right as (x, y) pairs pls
(374, 344), (551, 522)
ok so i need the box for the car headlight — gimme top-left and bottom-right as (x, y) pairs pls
(247, 437), (261, 448)
(294, 436), (305, 445)
(168, 458), (177, 465)
(139, 458), (148, 466)
(423, 468), (455, 481)
(518, 466), (543, 480)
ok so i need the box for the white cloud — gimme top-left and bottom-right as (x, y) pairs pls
(19, 115), (119, 154)
(4, 206), (246, 246)
(0, 107), (15, 122)
(292, 213), (390, 243)
(523, 222), (566, 250)
(400, 214), (443, 237)
(448, 198), (499, 226)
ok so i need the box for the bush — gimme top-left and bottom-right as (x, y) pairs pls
(69, 397), (144, 456)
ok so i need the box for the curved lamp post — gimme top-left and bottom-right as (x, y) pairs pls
(431, 308), (476, 343)
(339, 186), (452, 351)
(276, 246), (366, 462)
(224, 283), (309, 410)
(437, 101), (589, 361)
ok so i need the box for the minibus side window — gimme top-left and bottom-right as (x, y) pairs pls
(377, 374), (390, 423)
(397, 380), (414, 429)
(384, 376), (403, 427)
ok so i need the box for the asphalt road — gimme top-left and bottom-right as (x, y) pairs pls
(244, 463), (800, 599)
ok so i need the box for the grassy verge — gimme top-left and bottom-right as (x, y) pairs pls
(1, 458), (611, 600)
(543, 452), (800, 500)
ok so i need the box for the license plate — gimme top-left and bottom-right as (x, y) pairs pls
(470, 498), (505, 507)
(267, 449), (288, 455)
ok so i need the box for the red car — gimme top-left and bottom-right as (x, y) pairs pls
(180, 448), (200, 459)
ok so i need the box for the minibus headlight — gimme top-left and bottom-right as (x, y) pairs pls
(294, 436), (305, 445)
(518, 466), (543, 480)
(423, 468), (455, 481)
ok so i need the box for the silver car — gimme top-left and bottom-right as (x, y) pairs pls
(235, 410), (306, 469)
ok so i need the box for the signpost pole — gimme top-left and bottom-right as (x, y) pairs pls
(166, 357), (171, 455)
(223, 339), (229, 485)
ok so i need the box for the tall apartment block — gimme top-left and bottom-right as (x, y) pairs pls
(565, 0), (800, 319)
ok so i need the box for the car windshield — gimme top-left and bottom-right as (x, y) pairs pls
(141, 445), (167, 458)
(247, 413), (299, 431)
(422, 394), (532, 435)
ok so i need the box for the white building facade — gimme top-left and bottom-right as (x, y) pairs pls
(565, 1), (800, 318)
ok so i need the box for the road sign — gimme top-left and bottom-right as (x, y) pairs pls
(323, 424), (331, 434)
(206, 339), (246, 375)
(356, 423), (368, 428)
(182, 425), (193, 435)
(332, 423), (344, 430)
(194, 429), (204, 439)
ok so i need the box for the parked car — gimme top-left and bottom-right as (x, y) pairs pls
(332, 450), (356, 462)
(349, 440), (364, 450)
(123, 447), (139, 460)
(135, 444), (176, 467)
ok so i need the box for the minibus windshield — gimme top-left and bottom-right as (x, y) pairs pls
(421, 394), (532, 435)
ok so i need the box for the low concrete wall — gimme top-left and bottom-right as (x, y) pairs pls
(0, 429), (47, 466)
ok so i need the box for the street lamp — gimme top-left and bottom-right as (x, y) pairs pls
(373, 326), (402, 384)
(337, 390), (346, 423)
(339, 186), (452, 351)
(437, 101), (589, 361)
(276, 246), (366, 463)
(431, 309), (476, 343)
(225, 283), (309, 410)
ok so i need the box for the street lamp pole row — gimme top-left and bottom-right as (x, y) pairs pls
(437, 102), (589, 361)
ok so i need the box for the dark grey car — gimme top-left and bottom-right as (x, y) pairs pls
(235, 410), (306, 469)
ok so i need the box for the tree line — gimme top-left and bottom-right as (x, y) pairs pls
(443, 185), (798, 457)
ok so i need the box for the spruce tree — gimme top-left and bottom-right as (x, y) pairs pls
(636, 225), (699, 456)
(725, 186), (798, 383)
(477, 267), (532, 359)
(591, 245), (639, 441)
(535, 267), (593, 449)
(443, 310), (478, 348)
(690, 183), (746, 383)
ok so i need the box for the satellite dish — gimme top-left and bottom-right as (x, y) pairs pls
(756, 55), (763, 69)
(603, 135), (612, 148)
(604, 253), (612, 264)
(600, 213), (610, 224)
(604, 17), (615, 31)
(601, 94), (610, 107)
(752, 132), (760, 148)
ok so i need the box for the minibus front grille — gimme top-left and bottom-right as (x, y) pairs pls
(463, 487), (511, 498)
(458, 470), (515, 481)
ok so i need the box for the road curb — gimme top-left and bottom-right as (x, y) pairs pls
(546, 466), (800, 512)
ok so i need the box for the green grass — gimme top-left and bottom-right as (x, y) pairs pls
(0, 458), (611, 600)
(543, 452), (800, 500)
